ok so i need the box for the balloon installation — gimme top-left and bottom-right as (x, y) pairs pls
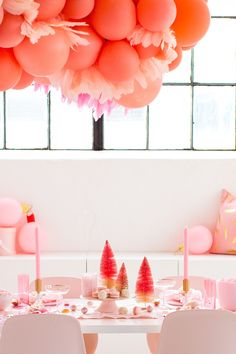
(0, 0), (211, 118)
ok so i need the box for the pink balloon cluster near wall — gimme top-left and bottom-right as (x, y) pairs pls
(0, 0), (210, 118)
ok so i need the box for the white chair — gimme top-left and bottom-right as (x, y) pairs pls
(0, 314), (86, 354)
(158, 309), (236, 354)
(146, 275), (207, 354)
(30, 276), (98, 354)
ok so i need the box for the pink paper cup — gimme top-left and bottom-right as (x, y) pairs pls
(218, 278), (236, 311)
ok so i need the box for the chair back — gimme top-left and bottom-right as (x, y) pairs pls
(0, 314), (86, 354)
(30, 276), (82, 298)
(158, 309), (236, 354)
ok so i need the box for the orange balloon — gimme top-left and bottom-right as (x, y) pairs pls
(0, 49), (22, 91)
(182, 42), (197, 50)
(0, 6), (4, 25)
(13, 29), (70, 76)
(168, 44), (182, 71)
(62, 0), (95, 19)
(65, 25), (103, 70)
(13, 70), (33, 89)
(36, 0), (66, 20)
(135, 44), (160, 60)
(91, 0), (136, 40)
(0, 13), (24, 48)
(172, 0), (210, 46)
(98, 40), (140, 82)
(137, 0), (176, 32)
(118, 78), (162, 108)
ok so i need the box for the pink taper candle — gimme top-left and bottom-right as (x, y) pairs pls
(183, 226), (189, 292)
(35, 226), (42, 293)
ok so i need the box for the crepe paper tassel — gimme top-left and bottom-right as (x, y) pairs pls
(13, 29), (70, 76)
(0, 198), (23, 227)
(65, 25), (104, 71)
(98, 41), (140, 82)
(0, 13), (24, 48)
(91, 0), (136, 40)
(118, 77), (162, 109)
(100, 240), (117, 288)
(172, 0), (210, 47)
(135, 44), (160, 60)
(168, 44), (182, 71)
(0, 49), (22, 91)
(116, 263), (129, 292)
(18, 222), (44, 254)
(36, 0), (66, 21)
(62, 0), (95, 20)
(0, 6), (4, 25)
(135, 257), (154, 303)
(2, 0), (39, 23)
(188, 225), (213, 255)
(137, 0), (176, 32)
(77, 94), (117, 120)
(13, 70), (33, 89)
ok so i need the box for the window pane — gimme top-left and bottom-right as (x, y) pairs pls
(164, 50), (191, 84)
(193, 86), (235, 150)
(194, 19), (236, 83)
(208, 0), (236, 16)
(104, 106), (147, 149)
(149, 86), (192, 149)
(6, 86), (48, 149)
(0, 92), (4, 149)
(50, 89), (93, 149)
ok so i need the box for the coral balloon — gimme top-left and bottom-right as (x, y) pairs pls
(0, 13), (24, 48)
(172, 0), (210, 46)
(98, 41), (140, 82)
(169, 44), (182, 71)
(18, 222), (44, 253)
(62, 0), (95, 19)
(36, 0), (66, 20)
(182, 42), (198, 50)
(0, 198), (23, 227)
(0, 6), (4, 25)
(135, 44), (160, 60)
(34, 77), (51, 85)
(137, 0), (176, 32)
(65, 25), (103, 71)
(92, 0), (136, 40)
(13, 70), (33, 89)
(118, 78), (162, 108)
(13, 29), (70, 76)
(0, 49), (22, 91)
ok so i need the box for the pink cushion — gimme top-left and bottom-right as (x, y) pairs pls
(211, 189), (236, 255)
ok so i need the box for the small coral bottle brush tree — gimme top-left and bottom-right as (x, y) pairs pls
(100, 240), (117, 288)
(116, 262), (129, 297)
(135, 257), (154, 304)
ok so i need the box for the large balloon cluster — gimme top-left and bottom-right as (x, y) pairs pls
(0, 0), (210, 118)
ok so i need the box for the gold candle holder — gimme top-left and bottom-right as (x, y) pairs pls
(183, 278), (189, 293)
(35, 278), (42, 293)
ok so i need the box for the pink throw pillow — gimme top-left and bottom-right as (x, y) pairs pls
(211, 189), (236, 255)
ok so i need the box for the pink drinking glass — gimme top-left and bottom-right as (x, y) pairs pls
(17, 274), (29, 305)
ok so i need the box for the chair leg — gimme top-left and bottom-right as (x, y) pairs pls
(146, 333), (160, 354)
(83, 334), (98, 354)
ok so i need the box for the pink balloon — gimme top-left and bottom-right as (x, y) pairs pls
(188, 225), (213, 254)
(18, 222), (44, 254)
(13, 29), (70, 76)
(0, 13), (24, 48)
(118, 78), (162, 108)
(0, 198), (23, 227)
(36, 0), (66, 20)
(65, 25), (103, 71)
(0, 6), (4, 25)
(62, 0), (95, 19)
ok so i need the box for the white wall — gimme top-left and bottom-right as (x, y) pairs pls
(0, 151), (236, 253)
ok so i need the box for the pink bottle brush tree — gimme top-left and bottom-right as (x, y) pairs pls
(100, 240), (117, 288)
(116, 262), (129, 293)
(135, 257), (154, 303)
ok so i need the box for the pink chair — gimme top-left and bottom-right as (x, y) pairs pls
(158, 310), (236, 354)
(0, 314), (86, 354)
(30, 277), (98, 354)
(146, 275), (207, 354)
